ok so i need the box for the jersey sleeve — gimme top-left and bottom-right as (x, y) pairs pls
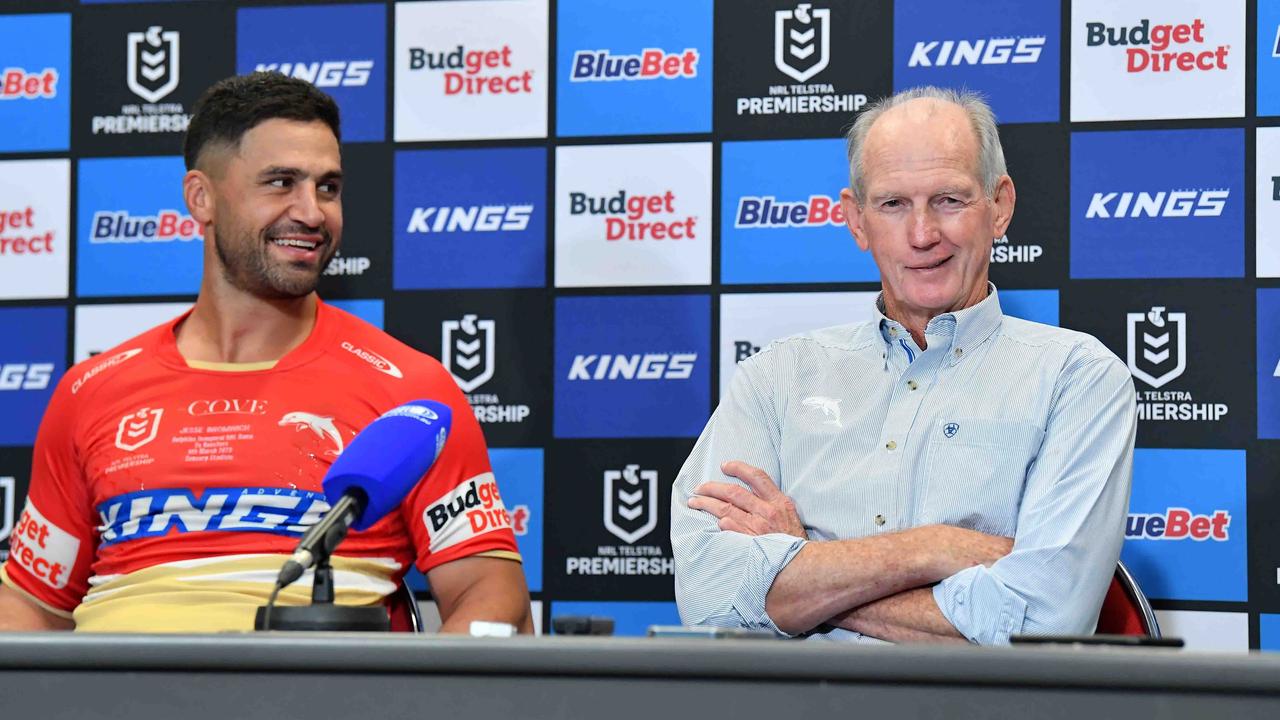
(399, 360), (520, 573)
(1, 375), (97, 617)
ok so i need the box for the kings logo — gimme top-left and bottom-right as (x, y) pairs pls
(1127, 306), (1187, 389)
(127, 26), (180, 103)
(115, 407), (164, 452)
(603, 464), (658, 544)
(442, 314), (495, 393)
(0, 477), (14, 545)
(775, 3), (830, 83)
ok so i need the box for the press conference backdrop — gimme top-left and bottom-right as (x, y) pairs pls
(0, 0), (1278, 650)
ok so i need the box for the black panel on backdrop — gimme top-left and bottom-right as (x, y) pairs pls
(385, 290), (551, 447)
(73, 4), (234, 156)
(0, 448), (32, 566)
(715, 0), (891, 139)
(1062, 281), (1253, 447)
(317, 143), (392, 299)
(545, 439), (693, 600)
(989, 124), (1067, 289)
(1247, 443), (1280, 608)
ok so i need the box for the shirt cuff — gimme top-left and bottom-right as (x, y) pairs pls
(933, 565), (1028, 645)
(731, 533), (807, 636)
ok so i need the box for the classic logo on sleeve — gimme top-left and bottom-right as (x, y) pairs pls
(422, 474), (513, 553)
(9, 502), (80, 590)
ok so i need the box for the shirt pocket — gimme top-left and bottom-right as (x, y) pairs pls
(918, 417), (1044, 537)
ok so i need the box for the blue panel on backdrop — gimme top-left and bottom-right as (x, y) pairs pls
(1259, 290), (1280, 439)
(328, 299), (384, 329)
(1121, 449), (1247, 602)
(1070, 129), (1244, 279)
(550, 601), (680, 637)
(893, 0), (1059, 123)
(1262, 615), (1280, 652)
(0, 307), (66, 447)
(1258, 1), (1280, 117)
(0, 14), (70, 152)
(721, 139), (879, 284)
(394, 148), (547, 290)
(554, 295), (710, 438)
(237, 4), (386, 143)
(77, 157), (203, 298)
(556, 0), (713, 136)
(1000, 289), (1058, 327)
(490, 448), (544, 592)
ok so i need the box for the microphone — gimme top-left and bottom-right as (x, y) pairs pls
(275, 400), (452, 589)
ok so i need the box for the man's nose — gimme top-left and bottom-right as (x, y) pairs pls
(908, 207), (940, 249)
(291, 183), (326, 228)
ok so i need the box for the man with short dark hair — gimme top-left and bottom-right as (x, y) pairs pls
(672, 87), (1135, 645)
(0, 73), (532, 633)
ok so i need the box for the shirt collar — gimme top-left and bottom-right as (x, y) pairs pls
(873, 282), (1004, 360)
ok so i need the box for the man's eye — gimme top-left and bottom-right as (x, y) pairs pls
(881, 199), (902, 208)
(319, 182), (340, 194)
(268, 178), (291, 189)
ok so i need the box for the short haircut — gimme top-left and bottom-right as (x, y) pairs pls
(844, 86), (1007, 205)
(183, 72), (341, 171)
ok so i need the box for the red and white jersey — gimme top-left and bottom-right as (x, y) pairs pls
(0, 301), (519, 631)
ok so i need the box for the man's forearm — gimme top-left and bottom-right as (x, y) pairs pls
(829, 587), (966, 643)
(0, 584), (74, 631)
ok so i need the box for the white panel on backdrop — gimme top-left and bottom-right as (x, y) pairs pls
(394, 0), (549, 141)
(1154, 610), (1249, 652)
(74, 303), (191, 363)
(1070, 0), (1245, 121)
(1258, 128), (1280, 278)
(555, 143), (711, 288)
(0, 159), (69, 300)
(418, 599), (543, 635)
(719, 292), (878, 397)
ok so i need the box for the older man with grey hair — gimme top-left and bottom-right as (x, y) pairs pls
(671, 86), (1136, 645)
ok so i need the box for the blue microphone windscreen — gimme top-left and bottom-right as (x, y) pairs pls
(322, 400), (452, 531)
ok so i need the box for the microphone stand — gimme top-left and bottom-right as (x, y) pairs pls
(254, 523), (391, 632)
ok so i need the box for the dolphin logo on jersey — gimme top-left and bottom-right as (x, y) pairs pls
(802, 396), (842, 428)
(278, 412), (344, 455)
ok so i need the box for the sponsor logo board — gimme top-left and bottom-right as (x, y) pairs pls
(73, 302), (189, 363)
(237, 4), (386, 142)
(554, 296), (709, 439)
(327, 299), (384, 330)
(0, 159), (70, 300)
(1152, 610), (1249, 653)
(1070, 129), (1243, 279)
(556, 0), (712, 136)
(0, 13), (70, 152)
(893, 0), (1059, 123)
(1121, 449), (1246, 602)
(1258, 0), (1280, 117)
(556, 143), (711, 287)
(1259, 290), (1280, 439)
(0, 308), (66, 447)
(395, 0), (548, 141)
(490, 448), (543, 591)
(1070, 0), (1244, 121)
(77, 156), (203, 297)
(394, 148), (546, 290)
(1257, 128), (1280, 278)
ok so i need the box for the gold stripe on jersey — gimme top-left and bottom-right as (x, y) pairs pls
(184, 359), (279, 372)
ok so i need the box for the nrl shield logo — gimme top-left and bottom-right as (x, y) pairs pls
(127, 26), (180, 103)
(775, 3), (830, 83)
(115, 407), (164, 452)
(603, 464), (658, 545)
(0, 477), (14, 544)
(1127, 306), (1187, 389)
(442, 314), (495, 393)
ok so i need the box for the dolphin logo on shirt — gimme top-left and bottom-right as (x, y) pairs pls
(802, 396), (842, 428)
(278, 412), (344, 455)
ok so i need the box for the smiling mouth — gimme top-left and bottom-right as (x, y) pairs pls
(909, 256), (951, 271)
(271, 237), (322, 251)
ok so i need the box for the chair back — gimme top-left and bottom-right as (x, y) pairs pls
(1096, 561), (1161, 637)
(387, 581), (424, 633)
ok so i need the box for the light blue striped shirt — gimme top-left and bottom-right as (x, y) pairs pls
(671, 287), (1137, 645)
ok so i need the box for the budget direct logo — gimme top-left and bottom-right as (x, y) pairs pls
(721, 139), (879, 284)
(1070, 0), (1244, 121)
(555, 143), (710, 288)
(0, 307), (66, 447)
(394, 147), (546, 290)
(556, 0), (712, 136)
(894, 0), (1059, 123)
(1121, 448), (1246, 602)
(0, 159), (70, 301)
(395, 0), (547, 141)
(238, 4), (386, 142)
(1259, 289), (1280, 439)
(77, 156), (203, 298)
(1070, 129), (1243, 279)
(554, 295), (709, 438)
(0, 14), (70, 152)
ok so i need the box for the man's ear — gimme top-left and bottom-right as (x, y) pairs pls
(184, 170), (215, 227)
(991, 175), (1016, 238)
(840, 188), (869, 252)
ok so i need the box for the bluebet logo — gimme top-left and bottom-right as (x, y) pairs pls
(1126, 508), (1231, 541)
(237, 4), (385, 142)
(1, 69), (59, 99)
(734, 195), (844, 228)
(906, 36), (1044, 66)
(97, 487), (329, 545)
(89, 210), (200, 243)
(0, 13), (70, 152)
(569, 48), (699, 81)
(1070, 129), (1243, 279)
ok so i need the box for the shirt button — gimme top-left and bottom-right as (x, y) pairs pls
(889, 327), (898, 337)
(907, 380), (918, 390)
(874, 514), (885, 526)
(885, 440), (897, 451)
(954, 348), (964, 357)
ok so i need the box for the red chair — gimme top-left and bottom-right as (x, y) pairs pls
(1095, 561), (1161, 637)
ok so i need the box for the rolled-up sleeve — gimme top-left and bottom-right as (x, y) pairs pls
(934, 351), (1137, 645)
(671, 348), (807, 634)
